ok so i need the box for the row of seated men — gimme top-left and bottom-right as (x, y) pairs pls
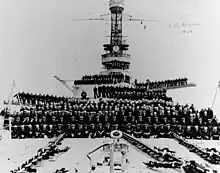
(135, 77), (188, 89)
(9, 111), (218, 128)
(18, 107), (214, 126)
(11, 123), (220, 140)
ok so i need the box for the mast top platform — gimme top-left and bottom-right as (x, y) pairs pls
(109, 0), (124, 10)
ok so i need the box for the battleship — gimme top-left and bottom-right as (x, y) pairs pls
(1, 0), (220, 173)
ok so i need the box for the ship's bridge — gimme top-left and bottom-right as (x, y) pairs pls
(103, 44), (129, 51)
(101, 52), (131, 64)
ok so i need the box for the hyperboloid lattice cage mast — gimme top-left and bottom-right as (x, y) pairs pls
(100, 0), (131, 84)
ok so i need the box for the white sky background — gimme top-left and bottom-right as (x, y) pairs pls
(0, 0), (220, 116)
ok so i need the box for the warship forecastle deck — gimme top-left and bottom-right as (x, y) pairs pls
(2, 138), (220, 173)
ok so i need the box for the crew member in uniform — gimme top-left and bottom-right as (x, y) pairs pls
(83, 124), (90, 138)
(211, 126), (219, 140)
(133, 124), (143, 138)
(81, 90), (87, 99)
(104, 123), (111, 137)
(77, 124), (84, 138)
(158, 125), (166, 138)
(152, 124), (159, 138)
(121, 115), (129, 131)
(175, 125), (184, 137)
(112, 124), (120, 131)
(192, 126), (202, 139)
(26, 125), (34, 138)
(93, 86), (98, 99)
(125, 123), (133, 136)
(184, 126), (193, 139)
(56, 124), (64, 137)
(89, 124), (97, 138)
(69, 124), (77, 138)
(97, 123), (105, 138)
(11, 125), (19, 139)
(143, 124), (152, 138)
(20, 125), (26, 139)
(157, 124), (171, 138)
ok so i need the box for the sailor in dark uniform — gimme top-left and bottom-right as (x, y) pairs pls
(151, 124), (159, 137)
(81, 90), (87, 99)
(145, 116), (152, 125)
(59, 115), (65, 124)
(77, 124), (84, 138)
(130, 116), (137, 128)
(87, 115), (94, 124)
(42, 115), (48, 124)
(69, 124), (77, 138)
(184, 126), (193, 139)
(137, 115), (144, 124)
(133, 124), (143, 138)
(175, 125), (184, 137)
(83, 124), (90, 138)
(103, 115), (109, 125)
(35, 124), (43, 138)
(161, 117), (168, 125)
(78, 115), (85, 125)
(142, 124), (152, 138)
(11, 125), (18, 139)
(14, 116), (21, 126)
(51, 115), (57, 124)
(211, 126), (219, 140)
(121, 115), (129, 130)
(89, 123), (97, 138)
(170, 117), (177, 128)
(97, 123), (105, 138)
(157, 125), (166, 138)
(125, 123), (133, 136)
(199, 126), (209, 140)
(179, 117), (186, 126)
(192, 126), (202, 140)
(65, 124), (71, 138)
(104, 123), (111, 137)
(153, 116), (160, 125)
(94, 114), (101, 125)
(93, 86), (98, 99)
(111, 114), (118, 126)
(26, 125), (34, 138)
(112, 124), (120, 131)
(164, 124), (172, 138)
(98, 85), (102, 98)
(70, 115), (76, 124)
(20, 125), (26, 139)
(56, 124), (64, 137)
(44, 124), (52, 138)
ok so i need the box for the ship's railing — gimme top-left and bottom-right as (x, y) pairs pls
(102, 52), (131, 59)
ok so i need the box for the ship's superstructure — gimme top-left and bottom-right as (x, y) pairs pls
(100, 0), (131, 84)
(74, 0), (131, 86)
